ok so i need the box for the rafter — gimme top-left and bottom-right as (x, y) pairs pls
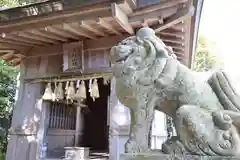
(141, 19), (149, 27)
(63, 23), (97, 39)
(2, 34), (46, 46)
(171, 22), (185, 31)
(112, 3), (134, 35)
(0, 37), (38, 47)
(45, 26), (79, 40)
(97, 18), (121, 35)
(161, 35), (185, 44)
(8, 57), (20, 64)
(17, 32), (59, 44)
(79, 21), (105, 36)
(30, 30), (68, 41)
(129, 5), (179, 23)
(165, 41), (185, 51)
(132, 0), (188, 16)
(160, 29), (185, 38)
(154, 5), (195, 33)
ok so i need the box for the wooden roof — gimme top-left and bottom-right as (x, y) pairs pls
(0, 0), (203, 67)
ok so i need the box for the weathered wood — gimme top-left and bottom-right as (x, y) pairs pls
(133, 0), (188, 15)
(63, 23), (97, 39)
(160, 29), (185, 38)
(30, 30), (68, 42)
(3, 34), (47, 45)
(112, 3), (134, 35)
(80, 20), (105, 36)
(129, 5), (179, 23)
(97, 17), (122, 35)
(0, 37), (38, 47)
(154, 5), (195, 33)
(45, 26), (80, 40)
(0, 1), (115, 33)
(17, 32), (59, 44)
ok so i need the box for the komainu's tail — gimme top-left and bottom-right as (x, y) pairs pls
(208, 70), (240, 112)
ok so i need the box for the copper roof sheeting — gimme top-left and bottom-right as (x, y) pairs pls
(0, 0), (203, 67)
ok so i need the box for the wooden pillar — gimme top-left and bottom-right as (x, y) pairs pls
(75, 106), (82, 146)
(6, 56), (49, 160)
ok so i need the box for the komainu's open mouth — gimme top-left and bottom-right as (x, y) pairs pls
(115, 55), (128, 63)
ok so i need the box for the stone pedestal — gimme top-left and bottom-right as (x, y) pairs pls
(64, 147), (89, 160)
(120, 153), (240, 160)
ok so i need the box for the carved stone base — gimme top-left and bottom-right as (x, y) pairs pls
(120, 153), (240, 160)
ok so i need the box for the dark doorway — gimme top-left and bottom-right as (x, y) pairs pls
(80, 78), (110, 153)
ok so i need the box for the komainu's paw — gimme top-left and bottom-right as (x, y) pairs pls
(125, 139), (149, 153)
(162, 136), (187, 155)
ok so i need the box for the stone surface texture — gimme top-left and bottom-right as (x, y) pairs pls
(120, 153), (240, 160)
(110, 27), (240, 156)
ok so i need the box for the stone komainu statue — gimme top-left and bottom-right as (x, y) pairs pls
(109, 27), (240, 156)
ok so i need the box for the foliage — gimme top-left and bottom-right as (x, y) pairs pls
(0, 59), (18, 157)
(0, 0), (19, 8)
(193, 35), (222, 72)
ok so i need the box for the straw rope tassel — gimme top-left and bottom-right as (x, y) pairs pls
(42, 82), (53, 100)
(52, 81), (57, 101)
(75, 80), (86, 102)
(65, 81), (69, 95)
(56, 82), (64, 101)
(103, 76), (110, 85)
(67, 81), (75, 103)
(90, 79), (100, 101)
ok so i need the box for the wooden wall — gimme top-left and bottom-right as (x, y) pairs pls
(6, 57), (46, 160)
(6, 44), (112, 160)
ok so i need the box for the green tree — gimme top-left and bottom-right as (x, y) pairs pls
(193, 35), (222, 72)
(0, 0), (19, 8)
(0, 59), (18, 159)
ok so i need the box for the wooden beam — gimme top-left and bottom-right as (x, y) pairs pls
(84, 34), (126, 50)
(79, 21), (105, 37)
(158, 17), (164, 24)
(154, 5), (195, 33)
(97, 18), (121, 35)
(9, 57), (21, 64)
(0, 37), (38, 47)
(0, 42), (27, 50)
(45, 26), (79, 40)
(175, 51), (184, 56)
(0, 4), (113, 33)
(112, 3), (134, 35)
(63, 23), (97, 39)
(165, 42), (185, 51)
(160, 29), (185, 38)
(30, 30), (68, 41)
(17, 32), (59, 44)
(172, 47), (185, 53)
(160, 35), (184, 44)
(1, 52), (14, 61)
(132, 0), (188, 16)
(171, 22), (185, 31)
(130, 5), (179, 23)
(4, 54), (16, 62)
(3, 34), (47, 46)
(141, 19), (149, 27)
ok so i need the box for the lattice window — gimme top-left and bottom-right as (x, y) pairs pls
(48, 102), (76, 130)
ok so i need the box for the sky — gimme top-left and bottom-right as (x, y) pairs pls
(199, 0), (240, 81)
